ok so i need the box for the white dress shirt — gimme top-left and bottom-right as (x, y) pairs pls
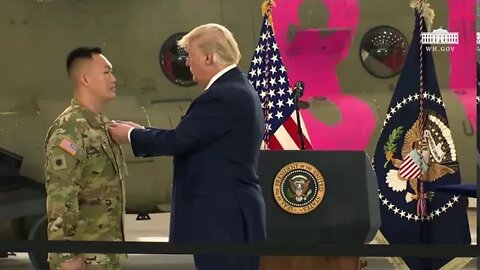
(127, 64), (237, 142)
(127, 124), (144, 143)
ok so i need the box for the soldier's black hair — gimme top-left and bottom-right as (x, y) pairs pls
(66, 46), (103, 76)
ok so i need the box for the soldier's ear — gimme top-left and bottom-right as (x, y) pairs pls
(79, 73), (89, 87)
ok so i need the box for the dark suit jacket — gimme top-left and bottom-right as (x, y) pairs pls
(130, 67), (267, 244)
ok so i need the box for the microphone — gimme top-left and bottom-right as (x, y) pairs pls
(293, 81), (305, 150)
(294, 81), (304, 97)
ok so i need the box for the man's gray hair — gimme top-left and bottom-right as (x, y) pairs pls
(178, 23), (241, 66)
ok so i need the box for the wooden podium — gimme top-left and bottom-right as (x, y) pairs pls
(260, 256), (361, 270)
(256, 150), (380, 270)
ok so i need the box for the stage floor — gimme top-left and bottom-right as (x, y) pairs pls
(0, 209), (476, 270)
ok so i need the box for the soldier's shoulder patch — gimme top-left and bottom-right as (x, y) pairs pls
(58, 138), (78, 156)
(51, 154), (68, 171)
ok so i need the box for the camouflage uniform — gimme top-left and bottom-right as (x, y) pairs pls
(44, 99), (128, 270)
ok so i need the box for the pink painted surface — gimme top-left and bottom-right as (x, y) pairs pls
(271, 0), (376, 150)
(448, 0), (476, 131)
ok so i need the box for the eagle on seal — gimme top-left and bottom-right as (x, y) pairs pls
(288, 175), (312, 202)
(385, 112), (456, 202)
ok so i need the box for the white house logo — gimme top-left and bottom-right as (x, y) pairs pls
(421, 28), (458, 45)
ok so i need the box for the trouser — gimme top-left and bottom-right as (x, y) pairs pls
(50, 262), (121, 270)
(84, 264), (121, 270)
(194, 254), (259, 270)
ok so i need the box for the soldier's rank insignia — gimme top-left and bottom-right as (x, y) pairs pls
(52, 154), (67, 171)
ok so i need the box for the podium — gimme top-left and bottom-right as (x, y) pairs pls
(257, 150), (381, 270)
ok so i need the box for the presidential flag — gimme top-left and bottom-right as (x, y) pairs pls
(247, 4), (312, 150)
(372, 7), (471, 270)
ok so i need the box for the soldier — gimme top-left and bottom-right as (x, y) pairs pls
(44, 47), (128, 270)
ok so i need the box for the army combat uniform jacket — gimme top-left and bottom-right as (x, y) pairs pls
(44, 99), (128, 269)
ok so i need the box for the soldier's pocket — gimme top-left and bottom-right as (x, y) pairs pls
(87, 156), (107, 174)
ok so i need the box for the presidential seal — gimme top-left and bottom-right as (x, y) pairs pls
(384, 109), (457, 203)
(273, 162), (325, 214)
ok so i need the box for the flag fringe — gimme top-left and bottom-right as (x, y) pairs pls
(373, 230), (474, 270)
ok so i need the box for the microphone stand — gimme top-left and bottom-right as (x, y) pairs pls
(294, 88), (305, 150)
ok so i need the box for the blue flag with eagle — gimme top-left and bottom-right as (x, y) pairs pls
(372, 5), (471, 270)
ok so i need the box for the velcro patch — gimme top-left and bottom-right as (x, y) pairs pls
(59, 138), (78, 156)
(52, 154), (68, 171)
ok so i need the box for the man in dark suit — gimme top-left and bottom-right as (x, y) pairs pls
(108, 23), (267, 270)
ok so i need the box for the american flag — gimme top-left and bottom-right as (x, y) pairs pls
(247, 14), (312, 150)
(59, 138), (78, 156)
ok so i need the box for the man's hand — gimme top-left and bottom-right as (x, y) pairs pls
(60, 256), (84, 270)
(108, 123), (134, 144)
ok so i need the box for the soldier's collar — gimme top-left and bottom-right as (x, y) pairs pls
(70, 98), (106, 128)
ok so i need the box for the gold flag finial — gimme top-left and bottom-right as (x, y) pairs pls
(261, 0), (276, 27)
(409, 0), (435, 31)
